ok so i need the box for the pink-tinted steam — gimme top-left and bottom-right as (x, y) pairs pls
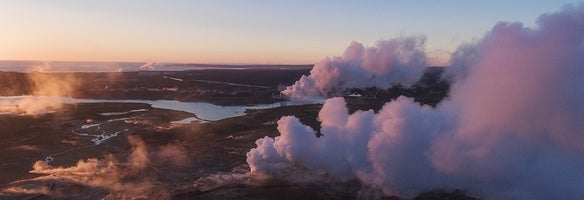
(248, 3), (584, 199)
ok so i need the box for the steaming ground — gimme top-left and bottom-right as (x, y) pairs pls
(0, 100), (354, 199)
(2, 3), (584, 200)
(248, 4), (584, 200)
(0, 103), (198, 199)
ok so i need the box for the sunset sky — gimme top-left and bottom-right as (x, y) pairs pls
(0, 1), (580, 65)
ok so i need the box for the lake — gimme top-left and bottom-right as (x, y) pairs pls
(0, 96), (323, 121)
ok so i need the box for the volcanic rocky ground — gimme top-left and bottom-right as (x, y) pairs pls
(0, 67), (478, 199)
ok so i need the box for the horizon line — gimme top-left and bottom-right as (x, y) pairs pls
(0, 59), (318, 66)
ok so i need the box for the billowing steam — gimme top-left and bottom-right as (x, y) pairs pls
(248, 4), (584, 199)
(282, 36), (427, 100)
(138, 62), (161, 71)
(0, 72), (81, 115)
(3, 135), (153, 198)
(0, 135), (190, 199)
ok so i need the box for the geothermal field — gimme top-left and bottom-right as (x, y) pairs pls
(2, 3), (584, 200)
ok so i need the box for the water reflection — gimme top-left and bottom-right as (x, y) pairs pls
(0, 96), (323, 121)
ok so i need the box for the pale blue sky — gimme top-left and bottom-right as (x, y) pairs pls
(0, 1), (581, 65)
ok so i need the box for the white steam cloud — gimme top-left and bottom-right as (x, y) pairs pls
(282, 36), (427, 100)
(248, 4), (584, 199)
(138, 62), (161, 71)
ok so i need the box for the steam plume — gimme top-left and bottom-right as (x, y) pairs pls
(1, 135), (163, 199)
(282, 36), (427, 100)
(156, 143), (191, 167)
(138, 62), (161, 71)
(248, 4), (584, 199)
(0, 72), (81, 115)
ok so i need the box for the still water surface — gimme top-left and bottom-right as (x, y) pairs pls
(0, 96), (322, 121)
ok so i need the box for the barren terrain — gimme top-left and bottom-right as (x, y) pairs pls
(0, 67), (468, 199)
